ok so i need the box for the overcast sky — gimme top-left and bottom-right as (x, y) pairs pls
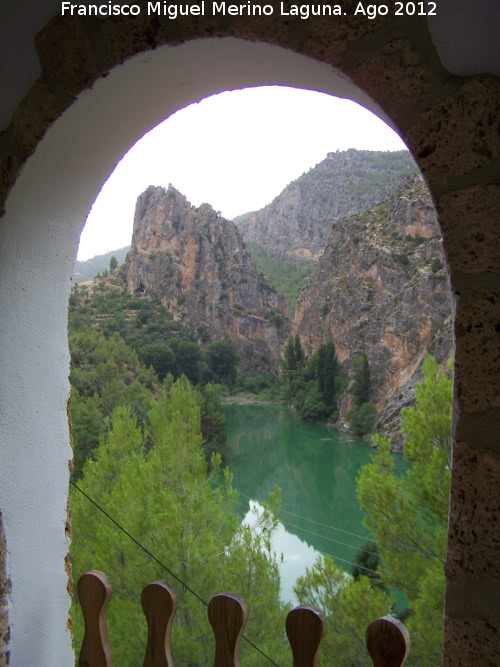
(77, 86), (408, 261)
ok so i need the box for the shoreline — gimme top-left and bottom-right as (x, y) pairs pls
(223, 395), (281, 406)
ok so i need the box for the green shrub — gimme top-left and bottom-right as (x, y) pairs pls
(349, 402), (378, 436)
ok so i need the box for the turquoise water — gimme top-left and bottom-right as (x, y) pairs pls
(224, 403), (404, 603)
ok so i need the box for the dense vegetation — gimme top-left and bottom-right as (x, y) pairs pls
(247, 242), (313, 311)
(71, 378), (289, 666)
(348, 353), (378, 436)
(69, 271), (240, 387)
(68, 275), (239, 477)
(70, 337), (451, 665)
(69, 328), (230, 478)
(279, 335), (349, 423)
(69, 272), (194, 349)
(69, 253), (451, 666)
(294, 354), (452, 665)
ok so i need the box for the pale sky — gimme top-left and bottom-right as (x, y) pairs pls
(77, 86), (408, 261)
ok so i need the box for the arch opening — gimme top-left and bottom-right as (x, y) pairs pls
(1, 40), (423, 665)
(1, 19), (499, 666)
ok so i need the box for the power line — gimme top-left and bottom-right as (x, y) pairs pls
(211, 481), (378, 555)
(228, 509), (380, 578)
(226, 493), (377, 558)
(280, 506), (373, 543)
(279, 518), (378, 560)
(70, 480), (281, 667)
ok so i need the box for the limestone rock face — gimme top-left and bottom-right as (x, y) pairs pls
(125, 186), (290, 372)
(292, 174), (453, 446)
(237, 149), (417, 266)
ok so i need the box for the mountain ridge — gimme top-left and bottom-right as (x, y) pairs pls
(292, 172), (453, 447)
(74, 151), (452, 446)
(73, 246), (130, 282)
(236, 148), (418, 267)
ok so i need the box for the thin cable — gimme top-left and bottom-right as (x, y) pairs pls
(227, 494), (378, 559)
(212, 480), (370, 541)
(279, 518), (379, 559)
(70, 480), (281, 667)
(211, 480), (377, 553)
(228, 510), (380, 577)
(70, 480), (207, 606)
(280, 507), (374, 543)
(232, 513), (380, 575)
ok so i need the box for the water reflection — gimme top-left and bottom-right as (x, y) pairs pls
(242, 500), (321, 605)
(225, 404), (406, 602)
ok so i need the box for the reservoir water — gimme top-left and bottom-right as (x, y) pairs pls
(224, 403), (402, 604)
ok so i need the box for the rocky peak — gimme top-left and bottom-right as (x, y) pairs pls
(292, 174), (453, 446)
(237, 149), (418, 266)
(125, 185), (290, 372)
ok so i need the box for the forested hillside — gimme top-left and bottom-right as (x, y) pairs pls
(73, 245), (129, 282)
(247, 242), (314, 310)
(68, 272), (239, 477)
(70, 377), (288, 666)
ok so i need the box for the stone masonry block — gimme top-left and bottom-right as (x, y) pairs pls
(437, 184), (500, 275)
(10, 80), (62, 156)
(407, 78), (500, 187)
(454, 294), (500, 413)
(35, 15), (107, 101)
(350, 38), (431, 126)
(443, 616), (500, 666)
(446, 443), (500, 579)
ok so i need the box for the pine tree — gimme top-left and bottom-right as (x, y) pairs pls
(70, 378), (288, 666)
(294, 354), (452, 666)
(317, 341), (338, 412)
(206, 338), (240, 388)
(352, 352), (371, 407)
(294, 556), (391, 666)
(293, 334), (305, 369)
(356, 354), (452, 664)
(283, 336), (297, 372)
(349, 353), (376, 435)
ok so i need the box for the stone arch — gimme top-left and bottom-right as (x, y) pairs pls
(0, 9), (498, 666)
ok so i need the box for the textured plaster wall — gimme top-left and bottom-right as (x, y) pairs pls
(0, 5), (498, 665)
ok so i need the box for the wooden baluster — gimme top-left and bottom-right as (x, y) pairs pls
(365, 617), (410, 667)
(208, 593), (248, 667)
(285, 605), (326, 667)
(77, 570), (113, 667)
(142, 581), (178, 667)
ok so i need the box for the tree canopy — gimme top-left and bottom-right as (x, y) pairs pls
(69, 329), (230, 479)
(279, 337), (346, 423)
(294, 354), (452, 666)
(348, 352), (377, 436)
(70, 377), (289, 666)
(357, 353), (452, 664)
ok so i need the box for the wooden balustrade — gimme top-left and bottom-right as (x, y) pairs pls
(76, 570), (410, 667)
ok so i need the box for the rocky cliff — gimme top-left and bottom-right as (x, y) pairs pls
(237, 149), (417, 266)
(292, 174), (453, 446)
(124, 186), (290, 372)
